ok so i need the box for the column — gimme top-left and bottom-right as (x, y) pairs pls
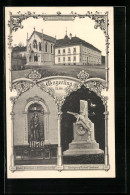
(44, 112), (49, 144)
(10, 112), (16, 172)
(9, 48), (12, 91)
(57, 111), (63, 171)
(23, 112), (28, 145)
(105, 12), (109, 90)
(104, 104), (109, 171)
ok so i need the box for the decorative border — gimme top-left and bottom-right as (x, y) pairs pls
(10, 70), (109, 172)
(7, 8), (110, 173)
(8, 10), (109, 90)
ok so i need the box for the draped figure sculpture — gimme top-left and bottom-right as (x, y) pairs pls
(30, 112), (40, 142)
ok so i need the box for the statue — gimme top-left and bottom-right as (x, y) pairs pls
(30, 112), (40, 142)
(63, 100), (104, 156)
(67, 111), (92, 132)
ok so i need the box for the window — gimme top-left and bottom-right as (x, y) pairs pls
(45, 43), (47, 52)
(73, 48), (76, 53)
(68, 57), (71, 61)
(58, 49), (60, 54)
(73, 56), (76, 61)
(63, 49), (65, 54)
(68, 48), (71, 53)
(34, 54), (38, 62)
(39, 42), (41, 51)
(63, 57), (65, 62)
(58, 57), (60, 62)
(33, 40), (37, 49)
(51, 44), (53, 53)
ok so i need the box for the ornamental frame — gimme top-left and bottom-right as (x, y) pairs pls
(7, 9), (110, 173)
(8, 10), (110, 90)
(10, 70), (109, 172)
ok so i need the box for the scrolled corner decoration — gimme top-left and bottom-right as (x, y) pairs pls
(65, 82), (82, 97)
(86, 11), (109, 35)
(12, 81), (34, 96)
(84, 80), (105, 98)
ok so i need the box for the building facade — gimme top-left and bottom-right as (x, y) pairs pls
(12, 46), (27, 70)
(26, 29), (56, 66)
(55, 34), (101, 65)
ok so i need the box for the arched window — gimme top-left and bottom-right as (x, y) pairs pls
(33, 40), (37, 49)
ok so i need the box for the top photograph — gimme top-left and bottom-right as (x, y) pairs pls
(7, 7), (110, 84)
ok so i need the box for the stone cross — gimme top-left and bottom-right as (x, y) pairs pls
(80, 100), (88, 118)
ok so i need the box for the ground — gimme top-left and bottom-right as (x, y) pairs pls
(63, 154), (104, 164)
(12, 64), (105, 81)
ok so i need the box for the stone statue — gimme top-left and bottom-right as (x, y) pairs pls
(63, 100), (104, 156)
(67, 111), (92, 132)
(30, 112), (40, 142)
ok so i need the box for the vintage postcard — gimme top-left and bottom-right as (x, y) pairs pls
(5, 7), (115, 178)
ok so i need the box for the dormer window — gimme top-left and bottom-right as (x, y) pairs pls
(33, 40), (37, 49)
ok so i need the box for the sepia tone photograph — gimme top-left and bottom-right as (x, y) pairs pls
(5, 6), (115, 178)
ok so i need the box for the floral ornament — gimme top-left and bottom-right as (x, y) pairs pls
(54, 96), (65, 112)
(105, 34), (110, 54)
(10, 96), (18, 105)
(8, 16), (24, 32)
(65, 82), (82, 96)
(77, 70), (89, 82)
(12, 81), (34, 96)
(101, 96), (109, 106)
(57, 11), (61, 15)
(8, 35), (13, 49)
(8, 11), (109, 34)
(10, 96), (18, 113)
(84, 81), (107, 106)
(86, 11), (108, 34)
(28, 70), (41, 81)
(37, 82), (55, 98)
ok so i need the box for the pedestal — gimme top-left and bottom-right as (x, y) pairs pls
(63, 123), (104, 156)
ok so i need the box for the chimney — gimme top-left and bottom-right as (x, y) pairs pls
(70, 33), (72, 39)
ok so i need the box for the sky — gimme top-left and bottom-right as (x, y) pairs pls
(10, 7), (111, 56)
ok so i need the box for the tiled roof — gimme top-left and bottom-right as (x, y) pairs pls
(12, 46), (26, 52)
(55, 36), (101, 52)
(30, 31), (56, 43)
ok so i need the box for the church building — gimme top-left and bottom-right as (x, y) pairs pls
(55, 32), (101, 66)
(26, 28), (56, 66)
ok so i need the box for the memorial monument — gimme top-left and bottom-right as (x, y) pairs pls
(63, 100), (104, 156)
